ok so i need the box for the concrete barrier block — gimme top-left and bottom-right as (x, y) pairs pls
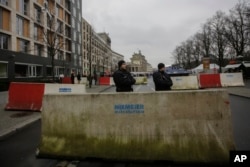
(38, 90), (235, 163)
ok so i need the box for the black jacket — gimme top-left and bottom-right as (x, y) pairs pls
(153, 70), (173, 91)
(113, 69), (136, 92)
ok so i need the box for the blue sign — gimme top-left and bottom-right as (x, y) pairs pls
(175, 78), (182, 81)
(226, 75), (234, 78)
(114, 104), (144, 114)
(59, 88), (72, 92)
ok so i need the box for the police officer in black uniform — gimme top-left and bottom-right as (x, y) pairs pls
(153, 63), (173, 91)
(113, 60), (136, 92)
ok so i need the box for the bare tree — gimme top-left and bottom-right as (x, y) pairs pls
(173, 40), (194, 69)
(42, 4), (65, 82)
(224, 1), (250, 57)
(183, 40), (193, 69)
(192, 33), (203, 67)
(200, 23), (213, 57)
(209, 11), (229, 72)
(172, 45), (186, 68)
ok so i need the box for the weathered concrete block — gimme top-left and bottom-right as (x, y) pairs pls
(38, 89), (235, 164)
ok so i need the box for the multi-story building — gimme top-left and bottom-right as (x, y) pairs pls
(81, 17), (91, 76)
(82, 18), (117, 77)
(0, 0), (82, 90)
(112, 50), (124, 73)
(70, 0), (82, 74)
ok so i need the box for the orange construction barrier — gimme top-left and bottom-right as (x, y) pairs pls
(198, 74), (222, 88)
(5, 82), (45, 111)
(99, 77), (110, 85)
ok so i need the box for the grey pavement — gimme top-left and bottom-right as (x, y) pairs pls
(226, 79), (250, 98)
(0, 82), (249, 139)
(0, 85), (112, 139)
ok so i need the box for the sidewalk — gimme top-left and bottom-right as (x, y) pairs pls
(226, 87), (250, 98)
(0, 85), (112, 139)
(0, 84), (249, 139)
(226, 79), (250, 98)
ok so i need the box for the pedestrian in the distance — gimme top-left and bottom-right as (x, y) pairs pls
(77, 72), (81, 84)
(71, 71), (75, 84)
(94, 74), (97, 85)
(153, 63), (173, 91)
(113, 60), (136, 92)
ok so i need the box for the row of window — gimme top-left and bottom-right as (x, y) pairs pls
(0, 33), (9, 49)
(0, 3), (73, 31)
(0, 7), (72, 40)
(0, 0), (73, 17)
(0, 62), (65, 78)
(0, 33), (73, 60)
(0, 0), (8, 6)
(15, 14), (72, 39)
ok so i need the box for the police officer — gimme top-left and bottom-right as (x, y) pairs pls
(153, 63), (173, 91)
(113, 60), (136, 92)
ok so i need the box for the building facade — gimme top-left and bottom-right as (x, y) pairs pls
(129, 50), (148, 72)
(82, 18), (120, 77)
(112, 50), (124, 72)
(0, 0), (81, 89)
(146, 63), (153, 73)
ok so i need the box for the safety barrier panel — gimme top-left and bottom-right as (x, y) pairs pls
(62, 77), (71, 84)
(198, 74), (222, 88)
(110, 77), (115, 85)
(220, 73), (244, 87)
(44, 84), (86, 94)
(5, 82), (45, 111)
(99, 77), (111, 85)
(5, 82), (86, 112)
(62, 77), (80, 84)
(80, 77), (88, 84)
(171, 76), (199, 90)
(134, 77), (147, 85)
(38, 90), (235, 164)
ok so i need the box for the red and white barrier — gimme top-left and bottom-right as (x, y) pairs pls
(110, 77), (115, 86)
(198, 74), (222, 89)
(5, 82), (86, 112)
(5, 82), (45, 111)
(62, 77), (71, 84)
(99, 77), (111, 85)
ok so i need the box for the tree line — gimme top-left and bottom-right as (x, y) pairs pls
(172, 0), (250, 72)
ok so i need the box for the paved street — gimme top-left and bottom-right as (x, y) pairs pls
(0, 78), (250, 167)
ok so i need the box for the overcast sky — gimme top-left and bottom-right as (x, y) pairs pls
(82, 0), (240, 68)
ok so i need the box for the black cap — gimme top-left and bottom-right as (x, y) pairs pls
(118, 60), (125, 68)
(158, 63), (165, 69)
